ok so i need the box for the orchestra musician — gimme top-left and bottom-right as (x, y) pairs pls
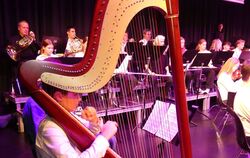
(209, 38), (222, 53)
(139, 29), (153, 46)
(222, 41), (232, 52)
(36, 83), (118, 158)
(217, 57), (240, 103)
(232, 39), (245, 59)
(36, 39), (59, 61)
(191, 39), (216, 94)
(7, 20), (40, 63)
(7, 20), (40, 94)
(114, 32), (138, 101)
(63, 26), (85, 57)
(181, 37), (193, 93)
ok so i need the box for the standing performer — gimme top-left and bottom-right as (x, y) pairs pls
(6, 20), (40, 94)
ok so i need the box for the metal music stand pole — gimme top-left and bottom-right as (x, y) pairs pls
(132, 60), (150, 132)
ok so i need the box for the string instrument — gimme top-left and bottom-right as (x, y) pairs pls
(19, 0), (191, 157)
(232, 69), (242, 81)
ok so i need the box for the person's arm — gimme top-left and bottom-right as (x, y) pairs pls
(37, 119), (110, 158)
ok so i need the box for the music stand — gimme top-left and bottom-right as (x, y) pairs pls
(239, 50), (250, 63)
(182, 50), (197, 64)
(212, 51), (234, 67)
(124, 42), (137, 55)
(190, 53), (214, 67)
(116, 54), (127, 68)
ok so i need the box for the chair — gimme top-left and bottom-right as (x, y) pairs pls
(226, 107), (250, 157)
(213, 85), (231, 135)
(23, 97), (46, 158)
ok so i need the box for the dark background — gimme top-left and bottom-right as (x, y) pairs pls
(0, 0), (250, 100)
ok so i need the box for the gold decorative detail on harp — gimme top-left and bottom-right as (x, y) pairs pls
(19, 0), (192, 157)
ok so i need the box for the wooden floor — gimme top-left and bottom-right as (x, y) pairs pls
(0, 93), (249, 158)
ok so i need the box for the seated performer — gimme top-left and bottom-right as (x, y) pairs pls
(209, 38), (222, 53)
(139, 29), (153, 46)
(63, 26), (85, 57)
(222, 41), (232, 52)
(191, 38), (216, 94)
(36, 39), (59, 61)
(232, 39), (245, 59)
(234, 59), (250, 145)
(217, 57), (240, 103)
(36, 83), (118, 158)
(115, 32), (138, 101)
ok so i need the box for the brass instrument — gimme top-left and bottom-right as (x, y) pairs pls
(64, 36), (84, 57)
(69, 36), (83, 53)
(6, 34), (34, 61)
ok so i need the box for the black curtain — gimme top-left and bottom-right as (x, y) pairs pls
(179, 0), (250, 48)
(0, 0), (96, 51)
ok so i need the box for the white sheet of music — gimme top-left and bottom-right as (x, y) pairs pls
(143, 100), (178, 142)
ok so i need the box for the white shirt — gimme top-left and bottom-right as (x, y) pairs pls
(36, 54), (58, 61)
(232, 48), (242, 59)
(36, 117), (109, 158)
(139, 39), (148, 46)
(114, 55), (132, 73)
(234, 85), (250, 136)
(217, 72), (237, 101)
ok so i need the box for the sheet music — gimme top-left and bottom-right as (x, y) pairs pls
(143, 100), (178, 142)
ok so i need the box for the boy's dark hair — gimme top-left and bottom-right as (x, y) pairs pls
(66, 25), (75, 32)
(42, 83), (68, 97)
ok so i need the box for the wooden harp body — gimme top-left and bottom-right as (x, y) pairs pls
(19, 0), (191, 157)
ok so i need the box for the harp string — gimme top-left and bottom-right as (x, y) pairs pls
(97, 7), (176, 158)
(19, 0), (192, 157)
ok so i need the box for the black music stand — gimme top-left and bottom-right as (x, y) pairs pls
(190, 53), (214, 67)
(239, 50), (250, 63)
(212, 51), (234, 67)
(183, 50), (197, 64)
(189, 53), (215, 124)
(116, 54), (127, 68)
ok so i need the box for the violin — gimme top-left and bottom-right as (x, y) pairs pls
(232, 69), (242, 81)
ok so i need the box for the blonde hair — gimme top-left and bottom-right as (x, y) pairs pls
(153, 35), (165, 46)
(195, 39), (206, 51)
(217, 57), (239, 77)
(209, 39), (222, 52)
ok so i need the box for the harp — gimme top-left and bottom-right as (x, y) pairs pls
(19, 0), (192, 157)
